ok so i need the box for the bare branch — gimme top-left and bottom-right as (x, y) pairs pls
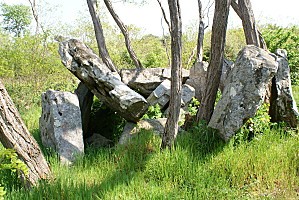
(160, 17), (171, 67)
(87, 0), (119, 73)
(104, 0), (143, 69)
(156, 0), (171, 32)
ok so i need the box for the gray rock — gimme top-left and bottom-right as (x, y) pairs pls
(147, 79), (195, 109)
(85, 133), (113, 148)
(39, 90), (84, 165)
(208, 45), (278, 141)
(269, 49), (299, 127)
(186, 60), (234, 101)
(120, 68), (189, 97)
(59, 39), (148, 123)
(185, 61), (208, 101)
(75, 82), (94, 139)
(219, 58), (234, 92)
(147, 80), (171, 109)
(119, 118), (167, 145)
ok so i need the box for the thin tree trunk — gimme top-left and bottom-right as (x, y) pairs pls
(231, 0), (265, 49)
(0, 80), (50, 187)
(196, 0), (232, 123)
(161, 0), (182, 149)
(196, 0), (205, 62)
(87, 0), (118, 73)
(103, 0), (143, 69)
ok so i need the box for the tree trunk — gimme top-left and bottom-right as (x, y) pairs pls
(0, 80), (50, 187)
(104, 0), (143, 69)
(196, 0), (232, 123)
(87, 0), (118, 73)
(161, 0), (182, 149)
(196, 0), (205, 62)
(231, 0), (266, 49)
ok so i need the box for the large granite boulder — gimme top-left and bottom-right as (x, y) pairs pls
(120, 68), (190, 97)
(39, 90), (84, 164)
(208, 45), (278, 141)
(269, 49), (299, 127)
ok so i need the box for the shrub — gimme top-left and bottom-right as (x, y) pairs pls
(0, 148), (28, 197)
(262, 25), (299, 85)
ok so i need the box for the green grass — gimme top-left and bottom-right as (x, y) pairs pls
(2, 88), (299, 200)
(5, 122), (299, 199)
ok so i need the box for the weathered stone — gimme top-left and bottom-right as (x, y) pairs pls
(147, 79), (195, 109)
(39, 90), (84, 165)
(186, 60), (234, 101)
(269, 49), (299, 127)
(119, 118), (167, 145)
(208, 45), (278, 141)
(120, 68), (189, 97)
(181, 84), (196, 107)
(85, 133), (113, 148)
(185, 61), (208, 101)
(219, 58), (234, 92)
(75, 82), (94, 139)
(59, 39), (148, 122)
(147, 80), (171, 109)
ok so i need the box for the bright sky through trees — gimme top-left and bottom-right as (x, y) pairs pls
(1, 0), (299, 36)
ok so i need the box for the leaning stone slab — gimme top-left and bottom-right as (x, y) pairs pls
(59, 39), (148, 122)
(269, 49), (299, 127)
(120, 68), (190, 97)
(208, 45), (278, 141)
(39, 90), (84, 165)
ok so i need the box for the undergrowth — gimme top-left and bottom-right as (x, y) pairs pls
(5, 110), (299, 199)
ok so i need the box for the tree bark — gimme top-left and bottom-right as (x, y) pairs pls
(87, 0), (118, 73)
(196, 0), (232, 123)
(161, 0), (182, 149)
(103, 0), (143, 69)
(196, 0), (205, 62)
(231, 0), (266, 49)
(0, 80), (50, 187)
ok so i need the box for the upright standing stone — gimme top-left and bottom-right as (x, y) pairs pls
(40, 90), (84, 165)
(269, 49), (299, 127)
(209, 45), (278, 141)
(75, 82), (94, 139)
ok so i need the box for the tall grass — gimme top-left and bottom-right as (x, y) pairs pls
(3, 89), (299, 200)
(6, 122), (299, 199)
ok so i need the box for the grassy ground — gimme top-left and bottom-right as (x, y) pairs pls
(2, 88), (299, 199)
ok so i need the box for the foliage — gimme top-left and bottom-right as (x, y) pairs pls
(0, 3), (31, 37)
(0, 148), (28, 197)
(262, 25), (299, 85)
(187, 97), (200, 116)
(0, 32), (77, 113)
(142, 104), (163, 120)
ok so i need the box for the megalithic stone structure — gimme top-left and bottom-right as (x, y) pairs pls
(59, 39), (148, 122)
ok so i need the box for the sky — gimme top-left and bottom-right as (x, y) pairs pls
(1, 0), (299, 36)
